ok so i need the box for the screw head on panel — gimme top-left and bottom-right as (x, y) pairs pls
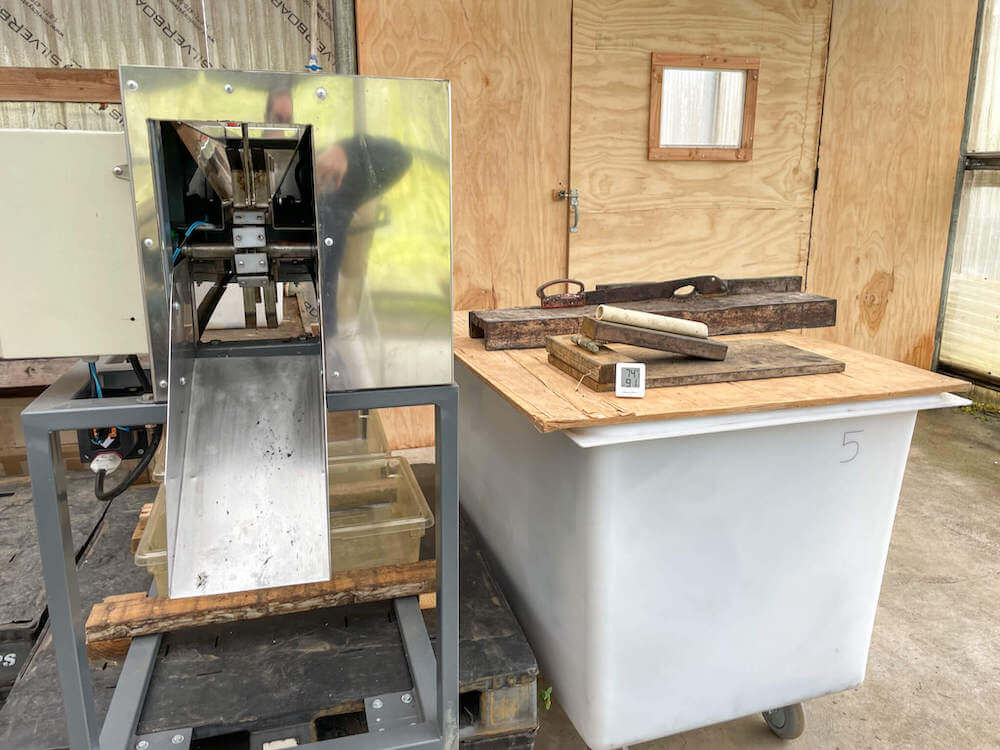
(179, 377), (187, 386)
(142, 238), (154, 249)
(112, 165), (124, 177)
(401, 693), (413, 704)
(323, 237), (334, 247)
(171, 735), (185, 745)
(316, 87), (328, 99)
(224, 83), (234, 94)
(126, 80), (139, 91)
(158, 379), (168, 389)
(372, 698), (384, 709)
(136, 741), (149, 750)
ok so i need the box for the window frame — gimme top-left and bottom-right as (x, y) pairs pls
(647, 53), (760, 162)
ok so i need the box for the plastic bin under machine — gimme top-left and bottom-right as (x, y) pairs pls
(455, 360), (969, 748)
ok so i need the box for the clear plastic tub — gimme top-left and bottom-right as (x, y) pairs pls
(136, 455), (432, 595)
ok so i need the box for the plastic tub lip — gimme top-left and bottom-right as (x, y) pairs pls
(565, 392), (970, 448)
(329, 455), (434, 539)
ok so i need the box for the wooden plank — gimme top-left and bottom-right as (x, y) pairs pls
(470, 291), (837, 350)
(130, 504), (154, 556)
(0, 358), (76, 389)
(807, 0), (978, 367)
(579, 317), (728, 360)
(568, 0), (832, 287)
(357, 0), (572, 310)
(376, 405), (436, 450)
(547, 335), (844, 391)
(293, 282), (320, 336)
(0, 67), (120, 103)
(85, 560), (436, 658)
(453, 312), (971, 433)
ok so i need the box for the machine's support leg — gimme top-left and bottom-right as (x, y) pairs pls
(24, 425), (99, 750)
(435, 388), (460, 749)
(101, 584), (163, 749)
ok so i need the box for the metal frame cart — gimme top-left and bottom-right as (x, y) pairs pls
(22, 360), (459, 750)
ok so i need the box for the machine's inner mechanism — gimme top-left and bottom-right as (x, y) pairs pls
(157, 120), (317, 333)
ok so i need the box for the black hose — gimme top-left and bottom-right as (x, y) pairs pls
(127, 354), (152, 394)
(94, 424), (162, 502)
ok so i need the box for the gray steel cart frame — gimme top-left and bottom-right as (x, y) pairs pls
(22, 360), (459, 750)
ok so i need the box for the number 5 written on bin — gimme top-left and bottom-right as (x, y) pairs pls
(840, 430), (863, 463)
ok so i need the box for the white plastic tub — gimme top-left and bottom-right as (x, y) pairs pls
(456, 362), (967, 749)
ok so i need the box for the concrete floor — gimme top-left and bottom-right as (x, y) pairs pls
(535, 407), (1000, 749)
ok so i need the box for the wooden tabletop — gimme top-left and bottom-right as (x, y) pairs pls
(453, 312), (970, 433)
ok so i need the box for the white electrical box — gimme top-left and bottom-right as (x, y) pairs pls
(0, 130), (148, 359)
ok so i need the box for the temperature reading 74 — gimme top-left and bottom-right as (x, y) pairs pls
(840, 430), (863, 463)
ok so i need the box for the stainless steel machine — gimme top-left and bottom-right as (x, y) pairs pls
(7, 66), (458, 750)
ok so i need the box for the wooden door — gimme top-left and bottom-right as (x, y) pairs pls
(566, 0), (832, 287)
(356, 0), (573, 447)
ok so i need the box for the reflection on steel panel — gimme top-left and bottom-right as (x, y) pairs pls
(167, 354), (330, 598)
(120, 66), (453, 399)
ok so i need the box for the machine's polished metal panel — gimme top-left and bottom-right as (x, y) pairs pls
(119, 65), (453, 398)
(167, 353), (330, 598)
(164, 259), (330, 598)
(164, 260), (196, 580)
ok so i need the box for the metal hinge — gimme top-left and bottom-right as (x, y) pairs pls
(553, 188), (580, 233)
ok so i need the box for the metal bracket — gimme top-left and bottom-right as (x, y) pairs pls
(553, 188), (580, 233)
(365, 690), (423, 735)
(133, 727), (192, 749)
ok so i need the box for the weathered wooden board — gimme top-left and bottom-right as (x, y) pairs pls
(85, 560), (437, 657)
(470, 292), (837, 350)
(546, 336), (845, 391)
(0, 67), (120, 103)
(579, 317), (728, 360)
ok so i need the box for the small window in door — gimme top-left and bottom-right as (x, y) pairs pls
(648, 53), (759, 161)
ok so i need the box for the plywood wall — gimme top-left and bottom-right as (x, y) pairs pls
(807, 0), (978, 367)
(357, 0), (572, 311)
(567, 0), (832, 287)
(357, 0), (573, 449)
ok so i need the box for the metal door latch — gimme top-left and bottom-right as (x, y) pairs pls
(553, 188), (580, 233)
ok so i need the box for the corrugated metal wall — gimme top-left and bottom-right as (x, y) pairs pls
(0, 0), (335, 130)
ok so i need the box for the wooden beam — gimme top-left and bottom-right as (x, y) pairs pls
(86, 560), (436, 659)
(0, 67), (120, 103)
(130, 504), (154, 555)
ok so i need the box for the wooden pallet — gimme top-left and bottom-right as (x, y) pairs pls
(0, 465), (539, 747)
(0, 473), (113, 690)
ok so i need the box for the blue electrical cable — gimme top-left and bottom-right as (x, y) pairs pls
(88, 362), (103, 398)
(172, 219), (210, 263)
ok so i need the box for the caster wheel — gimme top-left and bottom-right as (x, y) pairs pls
(762, 703), (805, 740)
